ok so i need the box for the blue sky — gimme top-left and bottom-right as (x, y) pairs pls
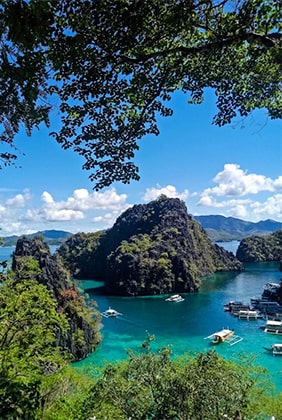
(0, 89), (281, 237)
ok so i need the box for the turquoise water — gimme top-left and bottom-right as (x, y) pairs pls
(77, 261), (282, 392)
(1, 244), (281, 392)
(0, 246), (15, 262)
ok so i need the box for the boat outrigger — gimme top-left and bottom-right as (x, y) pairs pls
(263, 343), (282, 356)
(102, 307), (122, 318)
(165, 294), (184, 302)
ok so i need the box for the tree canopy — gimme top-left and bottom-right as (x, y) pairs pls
(1, 0), (281, 188)
(0, 274), (69, 418)
(42, 339), (282, 420)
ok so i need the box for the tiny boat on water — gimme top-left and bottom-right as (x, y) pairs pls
(224, 301), (243, 311)
(210, 329), (234, 344)
(224, 301), (250, 314)
(263, 343), (282, 356)
(237, 310), (262, 320)
(165, 294), (184, 302)
(102, 307), (122, 318)
(263, 320), (282, 335)
(205, 328), (243, 346)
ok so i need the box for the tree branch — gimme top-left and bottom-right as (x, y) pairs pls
(118, 31), (281, 64)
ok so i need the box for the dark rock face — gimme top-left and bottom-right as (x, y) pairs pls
(58, 197), (243, 296)
(236, 230), (282, 262)
(12, 236), (101, 361)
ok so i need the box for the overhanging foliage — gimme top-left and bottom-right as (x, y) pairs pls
(0, 0), (281, 188)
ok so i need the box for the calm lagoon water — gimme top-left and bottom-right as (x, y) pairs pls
(1, 243), (281, 391)
(76, 242), (282, 392)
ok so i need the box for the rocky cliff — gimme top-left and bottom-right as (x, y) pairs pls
(58, 196), (243, 296)
(236, 230), (282, 263)
(12, 236), (101, 361)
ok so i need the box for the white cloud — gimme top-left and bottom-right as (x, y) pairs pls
(49, 188), (128, 211)
(24, 208), (85, 222)
(195, 164), (282, 222)
(6, 190), (31, 208)
(143, 185), (189, 202)
(202, 164), (280, 198)
(22, 188), (128, 223)
(273, 176), (282, 189)
(197, 194), (214, 207)
(250, 194), (282, 220)
(41, 191), (54, 205)
(0, 187), (130, 236)
(198, 196), (252, 209)
(93, 211), (119, 226)
(227, 204), (248, 219)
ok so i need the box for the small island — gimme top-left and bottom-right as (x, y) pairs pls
(58, 196), (243, 296)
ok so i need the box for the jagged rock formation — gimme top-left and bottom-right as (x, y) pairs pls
(58, 197), (243, 296)
(12, 236), (101, 361)
(236, 230), (282, 263)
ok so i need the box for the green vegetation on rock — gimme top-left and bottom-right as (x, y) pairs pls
(12, 236), (102, 361)
(58, 197), (243, 295)
(0, 275), (69, 418)
(236, 230), (282, 262)
(57, 231), (105, 279)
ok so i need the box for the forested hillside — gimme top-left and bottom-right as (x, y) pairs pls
(236, 230), (282, 263)
(1, 230), (73, 246)
(194, 215), (281, 241)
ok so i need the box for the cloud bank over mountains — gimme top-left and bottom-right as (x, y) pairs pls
(1, 163), (281, 236)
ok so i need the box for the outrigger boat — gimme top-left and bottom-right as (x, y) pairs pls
(205, 328), (243, 346)
(211, 329), (235, 344)
(165, 294), (184, 302)
(102, 307), (122, 318)
(263, 343), (282, 356)
(205, 328), (242, 345)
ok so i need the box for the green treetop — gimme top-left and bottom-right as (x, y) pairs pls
(0, 274), (69, 419)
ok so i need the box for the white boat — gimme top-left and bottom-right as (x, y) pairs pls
(224, 301), (250, 314)
(238, 310), (261, 320)
(210, 329), (235, 344)
(165, 294), (184, 302)
(263, 320), (282, 335)
(263, 343), (282, 356)
(267, 313), (282, 322)
(102, 307), (122, 318)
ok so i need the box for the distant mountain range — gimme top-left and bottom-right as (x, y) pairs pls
(194, 215), (281, 241)
(1, 216), (281, 246)
(1, 230), (73, 247)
